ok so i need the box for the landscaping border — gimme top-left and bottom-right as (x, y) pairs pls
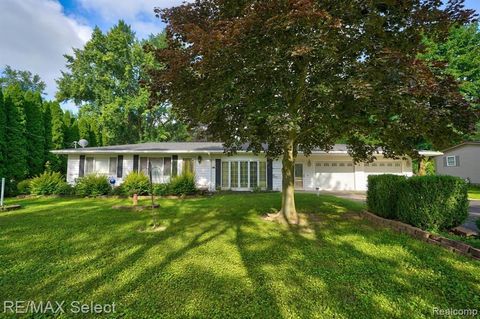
(363, 211), (480, 260)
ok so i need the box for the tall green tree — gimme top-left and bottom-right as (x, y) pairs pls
(3, 85), (27, 191)
(48, 101), (66, 173)
(57, 22), (188, 145)
(421, 22), (480, 140)
(152, 0), (478, 222)
(42, 102), (53, 166)
(24, 91), (45, 176)
(0, 65), (46, 94)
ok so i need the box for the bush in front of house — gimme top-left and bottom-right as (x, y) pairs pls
(396, 175), (468, 231)
(154, 173), (197, 196)
(29, 172), (71, 195)
(16, 179), (32, 195)
(75, 174), (111, 197)
(121, 172), (150, 196)
(367, 174), (406, 219)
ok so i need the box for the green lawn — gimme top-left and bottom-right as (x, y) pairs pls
(1, 193), (479, 318)
(469, 185), (480, 200)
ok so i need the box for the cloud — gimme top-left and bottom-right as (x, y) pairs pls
(76, 0), (190, 39)
(0, 0), (92, 107)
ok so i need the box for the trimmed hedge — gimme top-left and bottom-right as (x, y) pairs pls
(367, 175), (468, 231)
(396, 175), (468, 231)
(75, 174), (111, 197)
(367, 175), (406, 219)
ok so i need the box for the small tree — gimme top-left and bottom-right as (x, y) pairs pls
(150, 0), (478, 223)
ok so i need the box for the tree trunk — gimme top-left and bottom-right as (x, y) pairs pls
(280, 138), (298, 224)
(418, 157), (429, 176)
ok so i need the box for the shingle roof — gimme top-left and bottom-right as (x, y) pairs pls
(51, 142), (353, 154)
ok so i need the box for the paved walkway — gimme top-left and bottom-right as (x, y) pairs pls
(304, 191), (479, 233)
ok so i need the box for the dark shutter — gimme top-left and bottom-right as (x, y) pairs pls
(117, 155), (123, 178)
(267, 159), (273, 190)
(215, 159), (221, 188)
(443, 157), (447, 167)
(79, 155), (85, 178)
(133, 155), (139, 172)
(172, 155), (178, 177)
(456, 155), (460, 167)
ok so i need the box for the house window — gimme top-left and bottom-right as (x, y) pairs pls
(259, 162), (267, 188)
(109, 157), (117, 176)
(222, 162), (230, 188)
(447, 156), (456, 167)
(85, 157), (94, 174)
(250, 162), (258, 188)
(140, 157), (148, 175)
(231, 162), (239, 188)
(240, 161), (248, 188)
(182, 158), (194, 174)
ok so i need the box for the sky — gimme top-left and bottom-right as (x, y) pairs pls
(0, 0), (479, 112)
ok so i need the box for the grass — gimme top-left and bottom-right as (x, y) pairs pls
(0, 193), (479, 318)
(469, 185), (480, 200)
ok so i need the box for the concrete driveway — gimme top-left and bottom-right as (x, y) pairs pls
(309, 191), (479, 233)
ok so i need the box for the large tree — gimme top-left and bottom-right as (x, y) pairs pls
(421, 22), (480, 140)
(0, 90), (6, 180)
(57, 21), (188, 145)
(24, 91), (45, 176)
(0, 66), (46, 94)
(150, 0), (478, 222)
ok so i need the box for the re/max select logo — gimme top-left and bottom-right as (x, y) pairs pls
(3, 301), (117, 314)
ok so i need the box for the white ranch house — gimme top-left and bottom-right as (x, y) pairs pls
(52, 142), (441, 192)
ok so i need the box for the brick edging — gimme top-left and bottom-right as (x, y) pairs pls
(363, 211), (480, 260)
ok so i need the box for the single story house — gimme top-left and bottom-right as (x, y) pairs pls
(434, 141), (480, 184)
(52, 142), (441, 192)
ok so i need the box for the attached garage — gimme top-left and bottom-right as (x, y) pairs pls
(314, 161), (355, 191)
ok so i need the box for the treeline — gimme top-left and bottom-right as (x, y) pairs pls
(0, 84), (78, 194)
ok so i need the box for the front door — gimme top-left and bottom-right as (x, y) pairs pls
(294, 163), (304, 189)
(150, 158), (164, 184)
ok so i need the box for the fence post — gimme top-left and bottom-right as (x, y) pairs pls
(0, 178), (5, 207)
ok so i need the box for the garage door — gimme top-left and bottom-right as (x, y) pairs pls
(314, 161), (355, 191)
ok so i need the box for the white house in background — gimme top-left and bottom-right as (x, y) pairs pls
(51, 142), (441, 192)
(434, 141), (480, 184)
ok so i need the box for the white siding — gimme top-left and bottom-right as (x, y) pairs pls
(272, 160), (282, 191)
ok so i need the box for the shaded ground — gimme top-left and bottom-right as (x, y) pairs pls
(0, 193), (479, 318)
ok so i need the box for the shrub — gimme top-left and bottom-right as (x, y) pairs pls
(121, 172), (150, 196)
(16, 179), (32, 195)
(169, 173), (197, 196)
(153, 173), (197, 196)
(396, 175), (468, 231)
(367, 175), (406, 219)
(30, 172), (71, 195)
(75, 174), (111, 197)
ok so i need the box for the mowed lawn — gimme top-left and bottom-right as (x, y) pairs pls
(469, 186), (480, 200)
(0, 193), (479, 318)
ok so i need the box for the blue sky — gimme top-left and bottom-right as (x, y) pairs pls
(0, 0), (478, 112)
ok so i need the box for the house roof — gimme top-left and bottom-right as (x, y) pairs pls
(438, 141), (480, 154)
(50, 142), (442, 156)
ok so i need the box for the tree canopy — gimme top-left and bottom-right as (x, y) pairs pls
(57, 21), (188, 145)
(0, 66), (46, 94)
(150, 0), (478, 222)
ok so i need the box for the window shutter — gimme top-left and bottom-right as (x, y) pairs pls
(117, 155), (123, 178)
(267, 159), (273, 190)
(79, 155), (85, 178)
(133, 155), (139, 172)
(215, 159), (221, 188)
(172, 155), (178, 177)
(456, 155), (460, 167)
(443, 157), (447, 167)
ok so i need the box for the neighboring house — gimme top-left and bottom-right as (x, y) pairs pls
(51, 142), (439, 192)
(434, 142), (480, 184)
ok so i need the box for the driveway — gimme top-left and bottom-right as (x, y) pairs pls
(309, 191), (479, 233)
